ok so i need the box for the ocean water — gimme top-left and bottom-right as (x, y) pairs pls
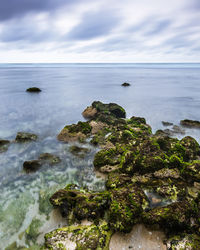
(0, 63), (200, 249)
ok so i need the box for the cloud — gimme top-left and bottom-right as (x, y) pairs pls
(144, 19), (171, 36)
(66, 10), (119, 40)
(0, 0), (76, 21)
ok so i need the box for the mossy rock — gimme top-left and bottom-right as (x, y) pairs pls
(180, 119), (200, 128)
(50, 185), (110, 222)
(44, 221), (112, 250)
(15, 132), (38, 142)
(92, 101), (126, 119)
(57, 122), (91, 143)
(142, 201), (198, 233)
(69, 145), (90, 158)
(108, 184), (148, 233)
(38, 153), (61, 165)
(166, 233), (200, 249)
(93, 148), (120, 169)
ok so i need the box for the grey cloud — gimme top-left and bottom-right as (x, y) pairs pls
(66, 11), (119, 40)
(0, 0), (77, 21)
(0, 19), (54, 43)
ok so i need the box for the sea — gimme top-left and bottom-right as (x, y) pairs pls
(0, 63), (200, 249)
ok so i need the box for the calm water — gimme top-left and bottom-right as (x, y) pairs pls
(0, 63), (200, 249)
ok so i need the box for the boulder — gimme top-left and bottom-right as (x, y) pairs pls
(15, 132), (37, 142)
(180, 119), (200, 128)
(162, 121), (173, 126)
(0, 139), (10, 153)
(121, 82), (131, 87)
(26, 87), (41, 92)
(23, 160), (41, 173)
(38, 153), (61, 165)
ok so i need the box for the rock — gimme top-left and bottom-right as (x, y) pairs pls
(23, 160), (41, 173)
(162, 121), (173, 126)
(92, 101), (126, 119)
(172, 125), (185, 134)
(180, 119), (200, 128)
(15, 132), (38, 142)
(154, 168), (180, 179)
(121, 82), (131, 87)
(82, 106), (97, 119)
(69, 145), (90, 158)
(44, 221), (112, 250)
(0, 139), (10, 153)
(166, 234), (200, 250)
(38, 153), (61, 165)
(50, 184), (110, 222)
(26, 87), (41, 92)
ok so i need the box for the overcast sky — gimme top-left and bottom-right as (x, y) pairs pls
(0, 0), (199, 63)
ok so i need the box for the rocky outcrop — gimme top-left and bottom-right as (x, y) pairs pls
(43, 102), (200, 249)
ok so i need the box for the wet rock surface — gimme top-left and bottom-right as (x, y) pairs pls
(15, 132), (38, 142)
(0, 139), (10, 152)
(180, 119), (200, 128)
(43, 102), (200, 249)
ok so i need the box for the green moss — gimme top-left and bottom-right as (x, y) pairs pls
(93, 148), (120, 169)
(44, 221), (112, 250)
(66, 121), (92, 135)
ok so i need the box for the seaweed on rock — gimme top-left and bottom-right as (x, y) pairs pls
(43, 102), (200, 249)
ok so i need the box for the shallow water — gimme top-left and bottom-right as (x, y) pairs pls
(0, 63), (200, 249)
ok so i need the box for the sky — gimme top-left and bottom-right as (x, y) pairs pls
(0, 0), (199, 63)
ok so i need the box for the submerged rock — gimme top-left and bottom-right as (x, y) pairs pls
(121, 82), (131, 87)
(26, 87), (41, 92)
(69, 145), (90, 158)
(23, 160), (41, 173)
(162, 121), (173, 126)
(0, 139), (10, 152)
(38, 153), (61, 165)
(15, 132), (38, 142)
(180, 119), (200, 128)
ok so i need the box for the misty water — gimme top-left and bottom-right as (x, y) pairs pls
(1, 63), (200, 249)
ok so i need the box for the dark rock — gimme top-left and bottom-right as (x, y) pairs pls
(23, 160), (41, 173)
(180, 119), (200, 128)
(0, 139), (10, 153)
(172, 125), (185, 134)
(162, 121), (173, 126)
(69, 145), (90, 158)
(50, 184), (110, 222)
(121, 82), (131, 87)
(38, 153), (61, 165)
(26, 87), (41, 92)
(15, 132), (38, 142)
